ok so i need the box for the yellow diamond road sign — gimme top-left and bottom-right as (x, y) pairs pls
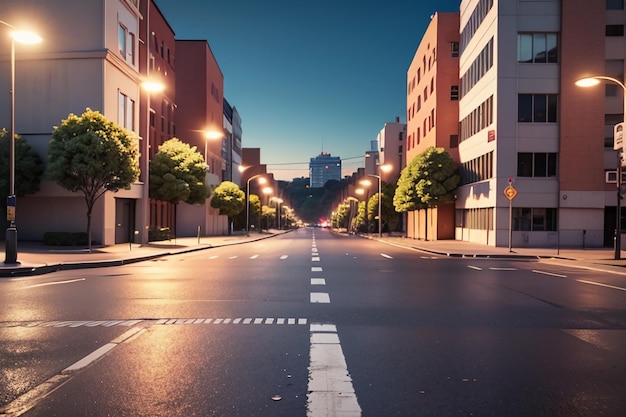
(504, 185), (517, 200)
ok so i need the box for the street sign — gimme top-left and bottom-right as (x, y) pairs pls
(504, 185), (517, 200)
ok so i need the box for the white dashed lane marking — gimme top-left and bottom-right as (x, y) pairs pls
(310, 292), (331, 303)
(311, 278), (326, 285)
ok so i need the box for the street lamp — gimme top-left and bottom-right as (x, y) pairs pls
(358, 164), (393, 238)
(246, 174), (266, 235)
(139, 80), (165, 246)
(576, 76), (626, 260)
(204, 129), (223, 172)
(2, 21), (41, 265)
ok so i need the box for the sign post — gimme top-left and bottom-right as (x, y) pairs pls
(504, 178), (517, 252)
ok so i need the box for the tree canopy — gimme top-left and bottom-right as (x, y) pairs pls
(149, 138), (209, 205)
(210, 181), (245, 219)
(48, 108), (139, 249)
(394, 146), (459, 212)
(0, 130), (44, 210)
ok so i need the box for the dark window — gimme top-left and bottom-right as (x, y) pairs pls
(518, 95), (533, 122)
(518, 33), (558, 63)
(607, 0), (624, 10)
(534, 153), (547, 177)
(451, 42), (459, 57)
(518, 94), (558, 122)
(451, 85), (459, 100)
(450, 135), (459, 148)
(606, 25), (625, 36)
(518, 153), (533, 177)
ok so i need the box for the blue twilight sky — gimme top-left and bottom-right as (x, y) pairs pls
(155, 0), (461, 181)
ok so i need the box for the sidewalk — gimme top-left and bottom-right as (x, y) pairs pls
(2, 229), (626, 277)
(0, 230), (286, 277)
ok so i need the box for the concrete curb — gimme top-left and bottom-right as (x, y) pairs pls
(1, 230), (292, 277)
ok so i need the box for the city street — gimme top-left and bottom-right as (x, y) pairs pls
(1, 227), (626, 416)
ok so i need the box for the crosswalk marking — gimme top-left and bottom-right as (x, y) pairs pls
(0, 318), (309, 328)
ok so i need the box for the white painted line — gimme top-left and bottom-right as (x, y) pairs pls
(576, 279), (626, 292)
(229, 256), (238, 259)
(203, 319), (213, 324)
(532, 269), (567, 278)
(310, 292), (331, 303)
(381, 253), (393, 259)
(64, 327), (144, 373)
(254, 318), (264, 324)
(22, 278), (85, 289)
(312, 257), (321, 262)
(209, 255), (219, 259)
(280, 255), (289, 259)
(265, 318), (275, 324)
(310, 323), (337, 333)
(467, 265), (482, 271)
(277, 318), (285, 325)
(288, 318), (296, 325)
(233, 318), (242, 324)
(307, 324), (361, 417)
(311, 278), (326, 285)
(311, 333), (341, 344)
(243, 318), (252, 324)
(312, 267), (323, 272)
(250, 254), (259, 259)
(213, 319), (224, 324)
(298, 318), (308, 325)
(489, 267), (516, 271)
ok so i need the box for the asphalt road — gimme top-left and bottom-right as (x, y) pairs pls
(1, 227), (626, 416)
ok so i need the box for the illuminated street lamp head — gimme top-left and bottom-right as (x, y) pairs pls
(204, 130), (223, 140)
(575, 78), (601, 88)
(379, 164), (393, 173)
(359, 179), (372, 187)
(262, 186), (273, 195)
(355, 188), (365, 195)
(141, 80), (165, 93)
(258, 177), (267, 185)
(10, 30), (41, 44)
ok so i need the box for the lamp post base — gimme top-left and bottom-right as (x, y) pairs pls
(4, 226), (19, 265)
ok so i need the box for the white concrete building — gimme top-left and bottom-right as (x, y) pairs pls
(456, 0), (624, 248)
(0, 0), (143, 245)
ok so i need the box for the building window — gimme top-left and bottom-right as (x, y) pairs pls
(118, 23), (135, 65)
(517, 153), (557, 177)
(450, 135), (458, 148)
(518, 94), (558, 123)
(513, 208), (557, 231)
(118, 91), (134, 131)
(451, 85), (459, 100)
(607, 0), (624, 9)
(518, 33), (558, 63)
(451, 42), (459, 57)
(606, 25), (625, 36)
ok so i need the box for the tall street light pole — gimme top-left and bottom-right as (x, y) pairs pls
(359, 164), (393, 238)
(576, 76), (626, 260)
(246, 174), (266, 236)
(1, 22), (41, 265)
(139, 80), (164, 246)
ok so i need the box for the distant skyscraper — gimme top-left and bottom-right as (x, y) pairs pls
(309, 152), (341, 188)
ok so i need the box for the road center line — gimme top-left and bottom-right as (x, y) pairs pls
(467, 265), (482, 270)
(310, 292), (330, 303)
(307, 323), (361, 416)
(380, 253), (393, 259)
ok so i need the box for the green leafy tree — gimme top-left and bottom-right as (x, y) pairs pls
(149, 138), (209, 205)
(210, 181), (245, 234)
(48, 108), (139, 250)
(353, 201), (366, 232)
(394, 146), (460, 238)
(0, 130), (44, 218)
(367, 182), (401, 234)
